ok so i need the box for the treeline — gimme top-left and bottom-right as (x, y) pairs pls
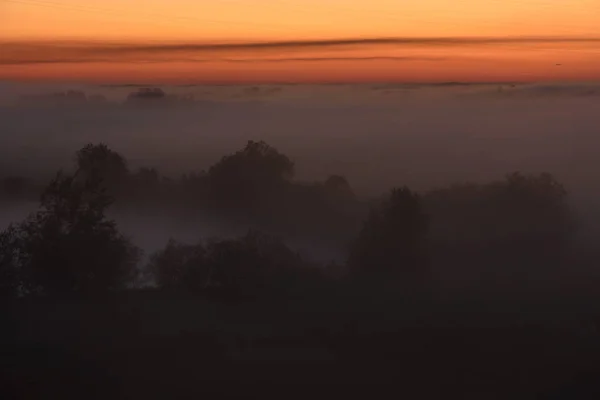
(15, 88), (198, 108)
(0, 141), (590, 299)
(2, 141), (364, 244)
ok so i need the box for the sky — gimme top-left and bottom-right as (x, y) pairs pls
(1, 0), (600, 82)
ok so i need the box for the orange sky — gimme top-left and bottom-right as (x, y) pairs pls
(1, 0), (600, 82)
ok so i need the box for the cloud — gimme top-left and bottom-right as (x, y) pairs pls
(1, 36), (598, 65)
(0, 58), (121, 65)
(64, 36), (600, 53)
(0, 56), (448, 65)
(223, 56), (448, 63)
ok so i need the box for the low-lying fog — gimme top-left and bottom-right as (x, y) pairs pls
(1, 81), (600, 261)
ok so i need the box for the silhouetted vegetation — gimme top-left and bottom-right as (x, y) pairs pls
(0, 226), (19, 299)
(348, 187), (429, 282)
(208, 140), (294, 218)
(124, 87), (196, 108)
(424, 172), (577, 289)
(1, 169), (139, 295)
(0, 141), (589, 295)
(150, 230), (319, 299)
(2, 140), (599, 398)
(76, 143), (130, 197)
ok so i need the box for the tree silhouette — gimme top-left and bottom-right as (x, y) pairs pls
(423, 172), (573, 286)
(178, 171), (210, 210)
(208, 141), (294, 217)
(281, 176), (361, 244)
(324, 175), (357, 210)
(0, 171), (140, 295)
(149, 231), (307, 298)
(500, 172), (571, 244)
(150, 239), (207, 291)
(205, 231), (303, 295)
(128, 167), (163, 205)
(134, 167), (160, 187)
(348, 187), (429, 281)
(126, 88), (166, 103)
(0, 226), (20, 299)
(424, 172), (572, 250)
(75, 143), (129, 196)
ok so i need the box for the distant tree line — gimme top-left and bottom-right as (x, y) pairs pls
(0, 141), (580, 299)
(15, 88), (201, 108)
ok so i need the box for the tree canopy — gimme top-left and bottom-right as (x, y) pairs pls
(0, 170), (140, 295)
(150, 231), (308, 298)
(348, 187), (429, 281)
(208, 141), (294, 216)
(75, 143), (129, 195)
(424, 172), (572, 248)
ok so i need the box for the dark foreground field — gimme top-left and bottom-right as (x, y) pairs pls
(2, 287), (600, 399)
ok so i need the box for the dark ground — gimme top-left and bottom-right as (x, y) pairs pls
(2, 287), (600, 399)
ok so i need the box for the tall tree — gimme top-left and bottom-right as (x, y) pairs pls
(348, 187), (429, 281)
(75, 143), (129, 195)
(208, 141), (294, 217)
(0, 170), (140, 295)
(0, 226), (20, 299)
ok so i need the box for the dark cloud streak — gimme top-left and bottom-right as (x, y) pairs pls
(224, 56), (449, 63)
(2, 35), (598, 66)
(73, 36), (600, 53)
(0, 56), (448, 65)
